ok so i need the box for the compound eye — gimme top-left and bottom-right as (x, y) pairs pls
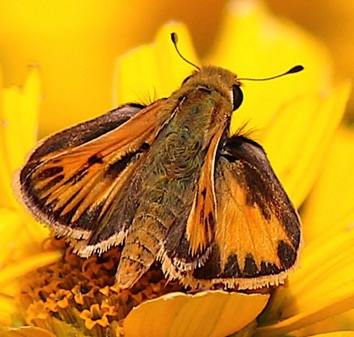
(232, 85), (244, 111)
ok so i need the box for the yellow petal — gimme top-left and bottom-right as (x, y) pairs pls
(302, 125), (354, 240)
(291, 313), (354, 337)
(124, 291), (269, 337)
(288, 229), (354, 315)
(0, 296), (15, 327)
(262, 81), (350, 206)
(114, 44), (156, 105)
(0, 209), (24, 263)
(0, 327), (55, 337)
(0, 210), (51, 326)
(0, 208), (50, 267)
(206, 0), (333, 130)
(312, 333), (354, 337)
(114, 22), (198, 105)
(0, 67), (41, 208)
(2, 67), (40, 173)
(256, 294), (354, 337)
(0, 251), (60, 286)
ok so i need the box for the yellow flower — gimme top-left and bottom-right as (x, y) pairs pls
(0, 66), (61, 327)
(1, 0), (353, 336)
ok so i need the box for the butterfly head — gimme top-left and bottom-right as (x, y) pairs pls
(171, 32), (303, 115)
(181, 66), (244, 112)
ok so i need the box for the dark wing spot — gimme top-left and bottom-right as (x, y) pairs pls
(260, 261), (281, 275)
(243, 254), (259, 278)
(207, 212), (215, 230)
(68, 168), (88, 185)
(192, 245), (222, 279)
(88, 154), (103, 165)
(277, 240), (297, 269)
(106, 153), (135, 178)
(200, 206), (205, 221)
(37, 166), (63, 180)
(105, 142), (151, 178)
(141, 142), (150, 150)
(37, 174), (64, 195)
(223, 254), (241, 278)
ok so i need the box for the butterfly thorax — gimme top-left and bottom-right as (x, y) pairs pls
(135, 87), (226, 219)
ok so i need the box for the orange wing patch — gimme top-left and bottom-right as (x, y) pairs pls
(215, 164), (293, 275)
(185, 123), (229, 259)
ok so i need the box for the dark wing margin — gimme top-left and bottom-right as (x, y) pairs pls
(28, 103), (146, 159)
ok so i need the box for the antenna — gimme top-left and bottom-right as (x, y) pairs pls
(238, 65), (304, 81)
(171, 32), (200, 71)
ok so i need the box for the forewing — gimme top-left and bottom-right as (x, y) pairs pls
(184, 126), (225, 257)
(16, 100), (167, 255)
(182, 135), (301, 290)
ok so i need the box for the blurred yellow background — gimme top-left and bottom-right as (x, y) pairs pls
(0, 0), (352, 134)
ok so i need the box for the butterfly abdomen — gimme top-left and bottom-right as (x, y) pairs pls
(115, 178), (195, 288)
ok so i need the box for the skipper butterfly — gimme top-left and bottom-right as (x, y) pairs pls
(15, 33), (302, 290)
